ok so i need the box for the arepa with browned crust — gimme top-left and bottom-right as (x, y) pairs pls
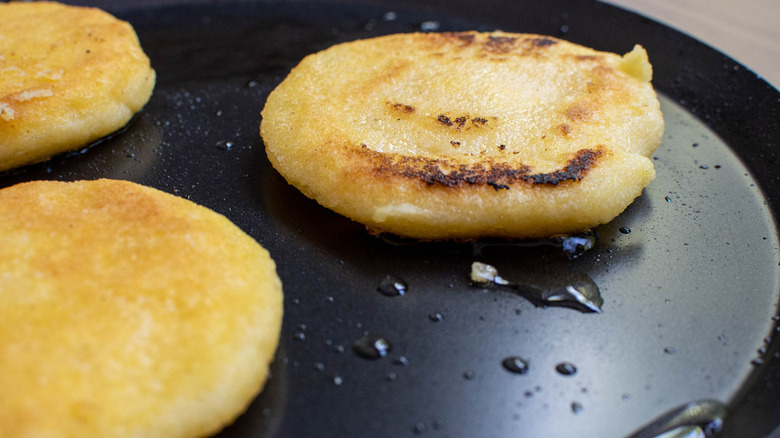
(0, 179), (283, 438)
(0, 2), (155, 172)
(261, 31), (664, 239)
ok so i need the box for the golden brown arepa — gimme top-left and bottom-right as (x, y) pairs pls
(0, 2), (155, 171)
(0, 179), (283, 438)
(261, 31), (664, 239)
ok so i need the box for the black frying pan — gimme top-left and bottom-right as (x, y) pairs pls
(3, 0), (779, 436)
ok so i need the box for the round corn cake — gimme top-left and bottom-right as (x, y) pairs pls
(0, 179), (283, 438)
(261, 31), (664, 240)
(0, 2), (155, 172)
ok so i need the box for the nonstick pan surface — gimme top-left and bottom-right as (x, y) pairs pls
(2, 0), (780, 436)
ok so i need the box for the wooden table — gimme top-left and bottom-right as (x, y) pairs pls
(602, 0), (780, 88)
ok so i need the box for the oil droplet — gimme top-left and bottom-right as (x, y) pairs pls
(557, 231), (598, 258)
(470, 262), (603, 313)
(664, 347), (677, 355)
(378, 275), (407, 297)
(555, 362), (578, 376)
(394, 356), (410, 366)
(571, 401), (583, 414)
(333, 375), (343, 385)
(216, 140), (234, 150)
(352, 334), (391, 359)
(428, 313), (443, 322)
(502, 356), (530, 375)
(619, 227), (632, 234)
(420, 20), (440, 31)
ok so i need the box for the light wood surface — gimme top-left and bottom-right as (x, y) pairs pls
(601, 0), (780, 88)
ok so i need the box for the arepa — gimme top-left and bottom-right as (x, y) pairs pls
(261, 31), (664, 239)
(0, 2), (155, 172)
(0, 179), (283, 438)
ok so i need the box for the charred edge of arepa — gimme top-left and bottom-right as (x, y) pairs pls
(355, 144), (605, 189)
(433, 31), (560, 54)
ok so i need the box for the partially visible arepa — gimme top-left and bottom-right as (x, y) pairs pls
(0, 2), (155, 171)
(0, 179), (283, 438)
(261, 31), (664, 240)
